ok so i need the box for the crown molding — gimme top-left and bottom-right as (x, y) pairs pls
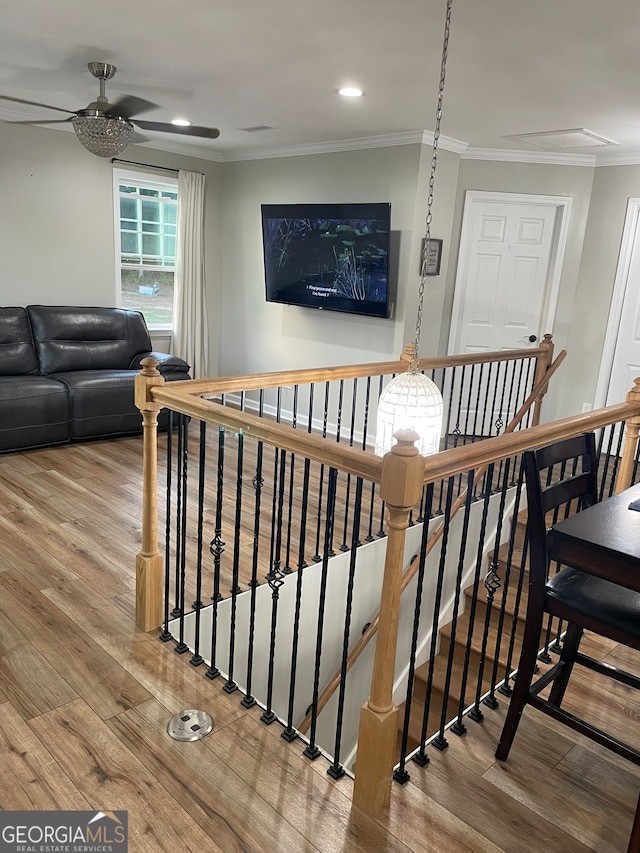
(461, 146), (596, 167)
(594, 150), (640, 167)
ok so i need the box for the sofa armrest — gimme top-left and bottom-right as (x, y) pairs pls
(130, 351), (191, 376)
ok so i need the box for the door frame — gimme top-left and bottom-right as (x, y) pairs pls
(448, 190), (573, 353)
(593, 197), (640, 409)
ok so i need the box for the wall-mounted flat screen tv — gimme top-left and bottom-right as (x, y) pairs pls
(261, 202), (391, 318)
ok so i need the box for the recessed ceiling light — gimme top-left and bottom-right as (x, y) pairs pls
(338, 87), (364, 98)
(172, 118), (191, 127)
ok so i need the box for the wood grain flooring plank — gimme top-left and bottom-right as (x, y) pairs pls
(108, 698), (320, 853)
(0, 642), (78, 719)
(0, 511), (80, 588)
(42, 576), (246, 730)
(407, 744), (594, 853)
(205, 711), (414, 853)
(0, 571), (151, 719)
(0, 507), (135, 597)
(0, 701), (89, 811)
(29, 698), (227, 853)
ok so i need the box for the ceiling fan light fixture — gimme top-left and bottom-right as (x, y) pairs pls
(71, 115), (134, 157)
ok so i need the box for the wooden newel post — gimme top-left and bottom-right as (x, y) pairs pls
(353, 429), (425, 815)
(615, 378), (640, 494)
(134, 357), (165, 632)
(531, 333), (554, 427)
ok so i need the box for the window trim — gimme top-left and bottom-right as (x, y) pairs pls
(112, 167), (178, 332)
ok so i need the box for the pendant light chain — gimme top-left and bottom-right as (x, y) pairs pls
(411, 0), (453, 372)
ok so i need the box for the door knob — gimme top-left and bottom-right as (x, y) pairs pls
(528, 334), (537, 342)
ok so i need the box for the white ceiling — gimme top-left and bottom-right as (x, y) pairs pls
(2, 0), (640, 163)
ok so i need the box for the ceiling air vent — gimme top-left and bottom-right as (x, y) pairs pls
(503, 128), (618, 150)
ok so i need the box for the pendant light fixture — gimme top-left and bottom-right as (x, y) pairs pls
(374, 0), (452, 458)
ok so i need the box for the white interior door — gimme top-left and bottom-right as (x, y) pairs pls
(446, 191), (571, 434)
(597, 199), (640, 409)
(449, 193), (565, 355)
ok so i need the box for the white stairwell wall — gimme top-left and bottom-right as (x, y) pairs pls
(169, 486), (516, 770)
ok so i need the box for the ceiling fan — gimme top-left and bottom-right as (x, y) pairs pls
(0, 62), (220, 157)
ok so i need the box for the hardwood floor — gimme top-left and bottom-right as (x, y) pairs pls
(0, 435), (638, 852)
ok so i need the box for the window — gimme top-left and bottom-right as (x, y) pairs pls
(113, 169), (178, 329)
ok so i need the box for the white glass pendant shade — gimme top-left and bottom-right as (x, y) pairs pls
(374, 371), (443, 457)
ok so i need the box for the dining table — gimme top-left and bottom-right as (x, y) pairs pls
(546, 481), (640, 853)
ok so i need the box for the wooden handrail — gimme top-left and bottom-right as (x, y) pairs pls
(297, 348), (568, 734)
(152, 386), (384, 482)
(150, 343), (550, 397)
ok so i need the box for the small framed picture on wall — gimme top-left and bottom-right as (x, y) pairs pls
(421, 238), (443, 276)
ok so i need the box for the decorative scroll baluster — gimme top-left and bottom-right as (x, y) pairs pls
(283, 385), (299, 572)
(242, 435), (263, 709)
(261, 448), (287, 723)
(189, 420), (207, 666)
(205, 426), (225, 680)
(312, 382), (330, 561)
(224, 431), (245, 693)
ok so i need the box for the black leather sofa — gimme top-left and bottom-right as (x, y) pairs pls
(0, 305), (191, 453)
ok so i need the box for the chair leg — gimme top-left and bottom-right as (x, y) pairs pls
(495, 613), (544, 762)
(627, 790), (640, 853)
(548, 622), (583, 707)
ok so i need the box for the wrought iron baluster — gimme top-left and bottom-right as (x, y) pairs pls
(340, 378), (359, 551)
(395, 483), (435, 781)
(223, 431), (244, 693)
(366, 375), (385, 541)
(243, 437), (264, 708)
(488, 457), (526, 704)
(303, 467), (338, 760)
(171, 414), (185, 618)
(312, 382), (330, 561)
(433, 475), (474, 751)
(190, 420), (207, 666)
(284, 385), (299, 573)
(206, 426), (225, 680)
(175, 415), (190, 654)
(329, 476), (364, 779)
(282, 456), (312, 741)
(412, 477), (459, 764)
(261, 448), (288, 723)
(160, 410), (174, 642)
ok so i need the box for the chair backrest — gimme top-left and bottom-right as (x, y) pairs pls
(524, 432), (598, 588)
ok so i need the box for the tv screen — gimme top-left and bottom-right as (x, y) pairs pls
(261, 202), (391, 318)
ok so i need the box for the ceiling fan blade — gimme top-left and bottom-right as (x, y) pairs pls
(104, 95), (159, 120)
(0, 94), (76, 115)
(129, 130), (149, 144)
(8, 118), (73, 125)
(134, 119), (220, 140)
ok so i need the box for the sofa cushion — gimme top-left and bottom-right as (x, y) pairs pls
(0, 375), (70, 451)
(0, 307), (39, 376)
(28, 306), (152, 375)
(51, 370), (185, 439)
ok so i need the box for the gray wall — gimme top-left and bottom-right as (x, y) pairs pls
(0, 121), (223, 372)
(217, 144), (427, 376)
(5, 117), (640, 420)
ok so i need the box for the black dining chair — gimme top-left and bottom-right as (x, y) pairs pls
(495, 432), (640, 770)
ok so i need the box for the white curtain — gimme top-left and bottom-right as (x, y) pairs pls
(171, 170), (209, 378)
